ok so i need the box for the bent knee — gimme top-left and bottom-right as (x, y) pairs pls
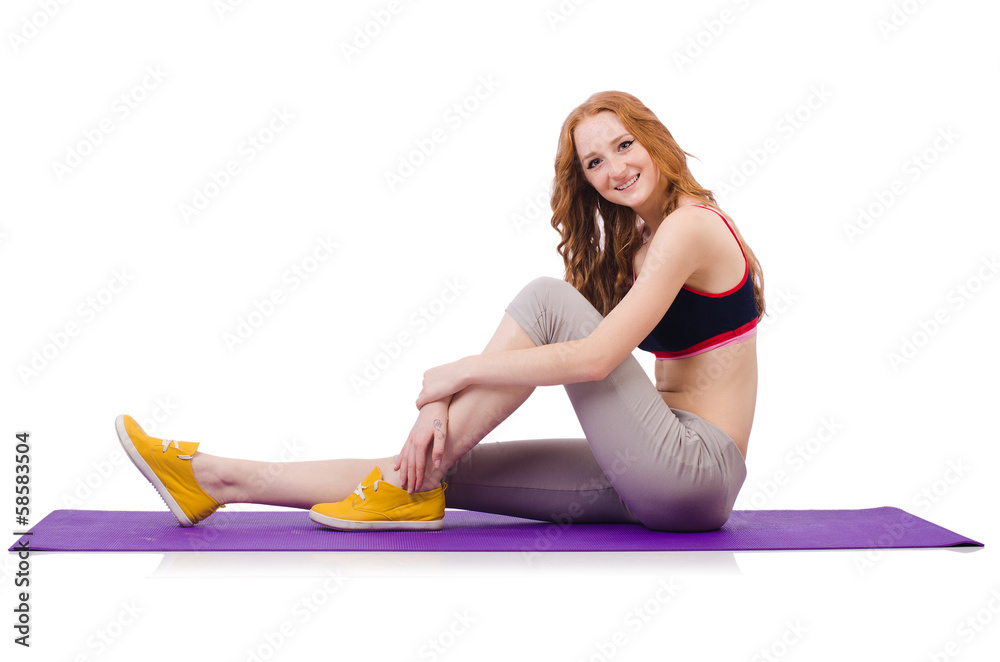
(641, 506), (734, 533)
(514, 276), (596, 321)
(521, 275), (574, 300)
(636, 484), (736, 533)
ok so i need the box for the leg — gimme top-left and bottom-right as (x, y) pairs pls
(191, 454), (401, 510)
(191, 309), (541, 508)
(441, 437), (641, 524)
(443, 277), (748, 531)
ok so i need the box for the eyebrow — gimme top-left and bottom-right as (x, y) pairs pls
(579, 133), (631, 162)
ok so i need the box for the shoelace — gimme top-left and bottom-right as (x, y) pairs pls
(353, 479), (380, 501)
(161, 438), (194, 460)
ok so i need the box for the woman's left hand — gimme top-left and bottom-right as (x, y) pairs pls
(416, 358), (470, 409)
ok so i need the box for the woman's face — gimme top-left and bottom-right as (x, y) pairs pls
(574, 111), (661, 211)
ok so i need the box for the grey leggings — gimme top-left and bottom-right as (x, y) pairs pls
(442, 277), (748, 532)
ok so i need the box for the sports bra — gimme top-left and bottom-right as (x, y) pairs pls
(632, 204), (759, 360)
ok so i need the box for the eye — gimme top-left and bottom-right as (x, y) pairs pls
(586, 158), (600, 170)
(619, 139), (634, 151)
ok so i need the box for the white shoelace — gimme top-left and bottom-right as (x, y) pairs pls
(354, 479), (380, 501)
(161, 439), (193, 460)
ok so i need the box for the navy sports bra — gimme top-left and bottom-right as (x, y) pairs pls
(632, 205), (759, 360)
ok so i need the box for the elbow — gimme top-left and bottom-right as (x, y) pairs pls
(584, 353), (613, 382)
(589, 347), (633, 382)
(582, 365), (606, 383)
(578, 338), (614, 383)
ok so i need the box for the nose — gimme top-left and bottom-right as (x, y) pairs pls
(607, 155), (627, 179)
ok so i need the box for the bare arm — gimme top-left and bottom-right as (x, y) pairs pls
(457, 338), (603, 386)
(415, 207), (712, 407)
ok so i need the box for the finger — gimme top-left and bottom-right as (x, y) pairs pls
(414, 434), (427, 493)
(397, 448), (408, 489)
(431, 416), (447, 469)
(406, 442), (418, 495)
(396, 431), (413, 472)
(402, 436), (418, 490)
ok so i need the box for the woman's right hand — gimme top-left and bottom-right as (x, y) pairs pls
(395, 397), (452, 494)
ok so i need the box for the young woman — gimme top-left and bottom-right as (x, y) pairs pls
(117, 90), (765, 533)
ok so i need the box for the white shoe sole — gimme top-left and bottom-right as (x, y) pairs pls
(115, 415), (194, 527)
(308, 509), (443, 531)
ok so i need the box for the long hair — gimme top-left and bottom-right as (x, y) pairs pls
(551, 91), (766, 319)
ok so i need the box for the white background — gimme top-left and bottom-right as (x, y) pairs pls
(2, 1), (998, 660)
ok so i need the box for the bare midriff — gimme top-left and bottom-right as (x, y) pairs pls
(653, 335), (757, 460)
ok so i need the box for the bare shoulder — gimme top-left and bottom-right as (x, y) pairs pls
(667, 201), (729, 228)
(647, 203), (722, 253)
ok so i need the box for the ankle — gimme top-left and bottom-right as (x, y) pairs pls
(189, 453), (232, 505)
(378, 461), (442, 493)
(422, 466), (447, 490)
(378, 461), (404, 489)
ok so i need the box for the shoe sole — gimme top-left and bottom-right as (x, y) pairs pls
(308, 509), (443, 531)
(115, 415), (194, 527)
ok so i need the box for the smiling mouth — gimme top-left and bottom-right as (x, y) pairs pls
(615, 173), (639, 191)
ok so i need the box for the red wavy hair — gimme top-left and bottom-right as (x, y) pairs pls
(551, 91), (765, 318)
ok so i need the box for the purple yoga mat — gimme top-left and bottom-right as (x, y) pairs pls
(8, 507), (982, 553)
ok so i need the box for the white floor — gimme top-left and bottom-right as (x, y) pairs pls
(6, 533), (996, 661)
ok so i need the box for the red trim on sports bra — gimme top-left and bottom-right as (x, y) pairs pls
(680, 205), (749, 297)
(649, 317), (759, 360)
(630, 204), (750, 295)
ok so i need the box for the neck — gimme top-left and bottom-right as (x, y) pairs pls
(633, 188), (668, 228)
(636, 192), (701, 234)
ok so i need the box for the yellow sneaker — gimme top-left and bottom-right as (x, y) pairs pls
(115, 414), (224, 527)
(309, 467), (446, 531)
